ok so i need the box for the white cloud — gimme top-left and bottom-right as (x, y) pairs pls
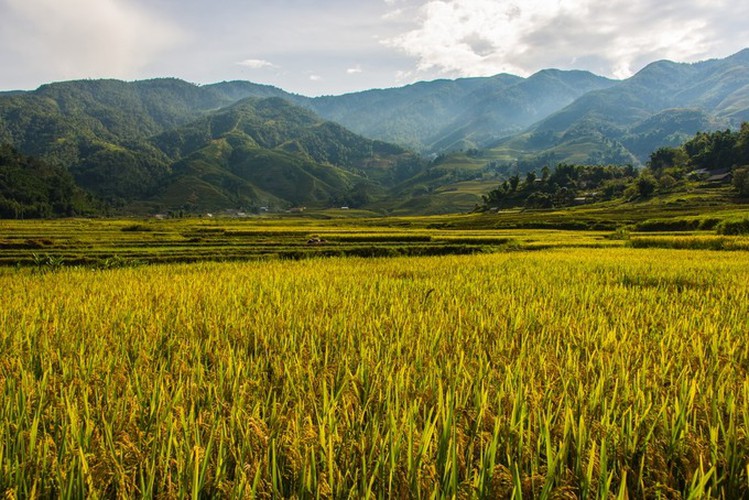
(1, 0), (745, 96)
(382, 8), (404, 20)
(1, 0), (183, 81)
(237, 59), (277, 69)
(347, 66), (363, 74)
(309, 75), (323, 81)
(383, 0), (749, 79)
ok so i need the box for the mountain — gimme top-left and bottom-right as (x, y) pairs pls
(305, 75), (519, 151)
(0, 79), (419, 212)
(423, 69), (617, 152)
(0, 78), (296, 157)
(305, 71), (615, 153)
(2, 49), (749, 216)
(490, 49), (749, 167)
(0, 78), (303, 203)
(146, 97), (420, 210)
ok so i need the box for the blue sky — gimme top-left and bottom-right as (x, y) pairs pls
(1, 0), (747, 96)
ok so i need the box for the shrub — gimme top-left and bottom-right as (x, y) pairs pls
(121, 223), (154, 232)
(606, 228), (631, 240)
(732, 166), (749, 197)
(716, 217), (749, 235)
(633, 218), (700, 232)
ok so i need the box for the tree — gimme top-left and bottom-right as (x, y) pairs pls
(508, 175), (520, 192)
(550, 163), (578, 188)
(636, 172), (657, 198)
(553, 187), (575, 206)
(524, 171), (537, 188)
(525, 191), (552, 208)
(648, 147), (687, 175)
(541, 165), (550, 182)
(736, 123), (749, 166)
(733, 166), (749, 198)
(0, 144), (90, 218)
(683, 129), (738, 171)
(658, 174), (677, 190)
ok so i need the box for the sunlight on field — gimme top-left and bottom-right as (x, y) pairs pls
(1, 248), (748, 497)
(0, 218), (626, 267)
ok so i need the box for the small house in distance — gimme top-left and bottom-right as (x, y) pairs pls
(705, 169), (733, 184)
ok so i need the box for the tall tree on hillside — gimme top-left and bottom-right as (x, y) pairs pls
(648, 147), (688, 175)
(736, 122), (749, 166)
(636, 172), (658, 198)
(733, 167), (749, 197)
(683, 129), (738, 171)
(524, 171), (537, 188)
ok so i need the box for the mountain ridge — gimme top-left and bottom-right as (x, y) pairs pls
(2, 49), (749, 215)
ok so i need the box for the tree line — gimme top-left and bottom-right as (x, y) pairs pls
(481, 122), (749, 210)
(0, 145), (95, 218)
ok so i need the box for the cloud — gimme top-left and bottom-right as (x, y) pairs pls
(383, 0), (749, 79)
(347, 66), (363, 74)
(309, 75), (323, 81)
(237, 59), (277, 69)
(0, 0), (183, 82)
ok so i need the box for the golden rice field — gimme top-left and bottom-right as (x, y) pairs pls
(1, 246), (749, 498)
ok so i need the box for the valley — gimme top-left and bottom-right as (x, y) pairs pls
(2, 49), (749, 216)
(2, 49), (749, 499)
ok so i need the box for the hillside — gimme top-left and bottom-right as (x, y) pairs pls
(306, 71), (615, 153)
(0, 78), (300, 204)
(306, 49), (749, 213)
(488, 49), (749, 168)
(146, 97), (421, 211)
(1, 49), (749, 216)
(478, 123), (749, 217)
(0, 80), (421, 212)
(0, 145), (94, 217)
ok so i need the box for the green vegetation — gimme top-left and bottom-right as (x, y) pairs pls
(3, 49), (749, 216)
(3, 51), (749, 500)
(310, 70), (615, 154)
(0, 79), (255, 207)
(148, 97), (421, 211)
(481, 164), (637, 210)
(0, 217), (557, 268)
(0, 145), (94, 218)
(1, 245), (748, 497)
(650, 123), (749, 174)
(716, 217), (749, 235)
(481, 123), (749, 211)
(0, 81), (423, 214)
(2, 201), (749, 498)
(484, 50), (749, 168)
(2, 192), (749, 268)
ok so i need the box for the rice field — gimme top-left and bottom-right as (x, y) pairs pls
(1, 244), (748, 498)
(0, 218), (622, 268)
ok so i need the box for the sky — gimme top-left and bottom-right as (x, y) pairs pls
(0, 0), (747, 96)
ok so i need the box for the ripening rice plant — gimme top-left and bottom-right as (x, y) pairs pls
(0, 248), (747, 498)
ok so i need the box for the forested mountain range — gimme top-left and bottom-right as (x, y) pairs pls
(308, 70), (616, 153)
(491, 48), (749, 167)
(0, 79), (419, 212)
(147, 97), (420, 211)
(1, 49), (748, 216)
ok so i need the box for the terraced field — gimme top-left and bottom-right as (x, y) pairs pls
(0, 217), (627, 268)
(1, 214), (749, 497)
